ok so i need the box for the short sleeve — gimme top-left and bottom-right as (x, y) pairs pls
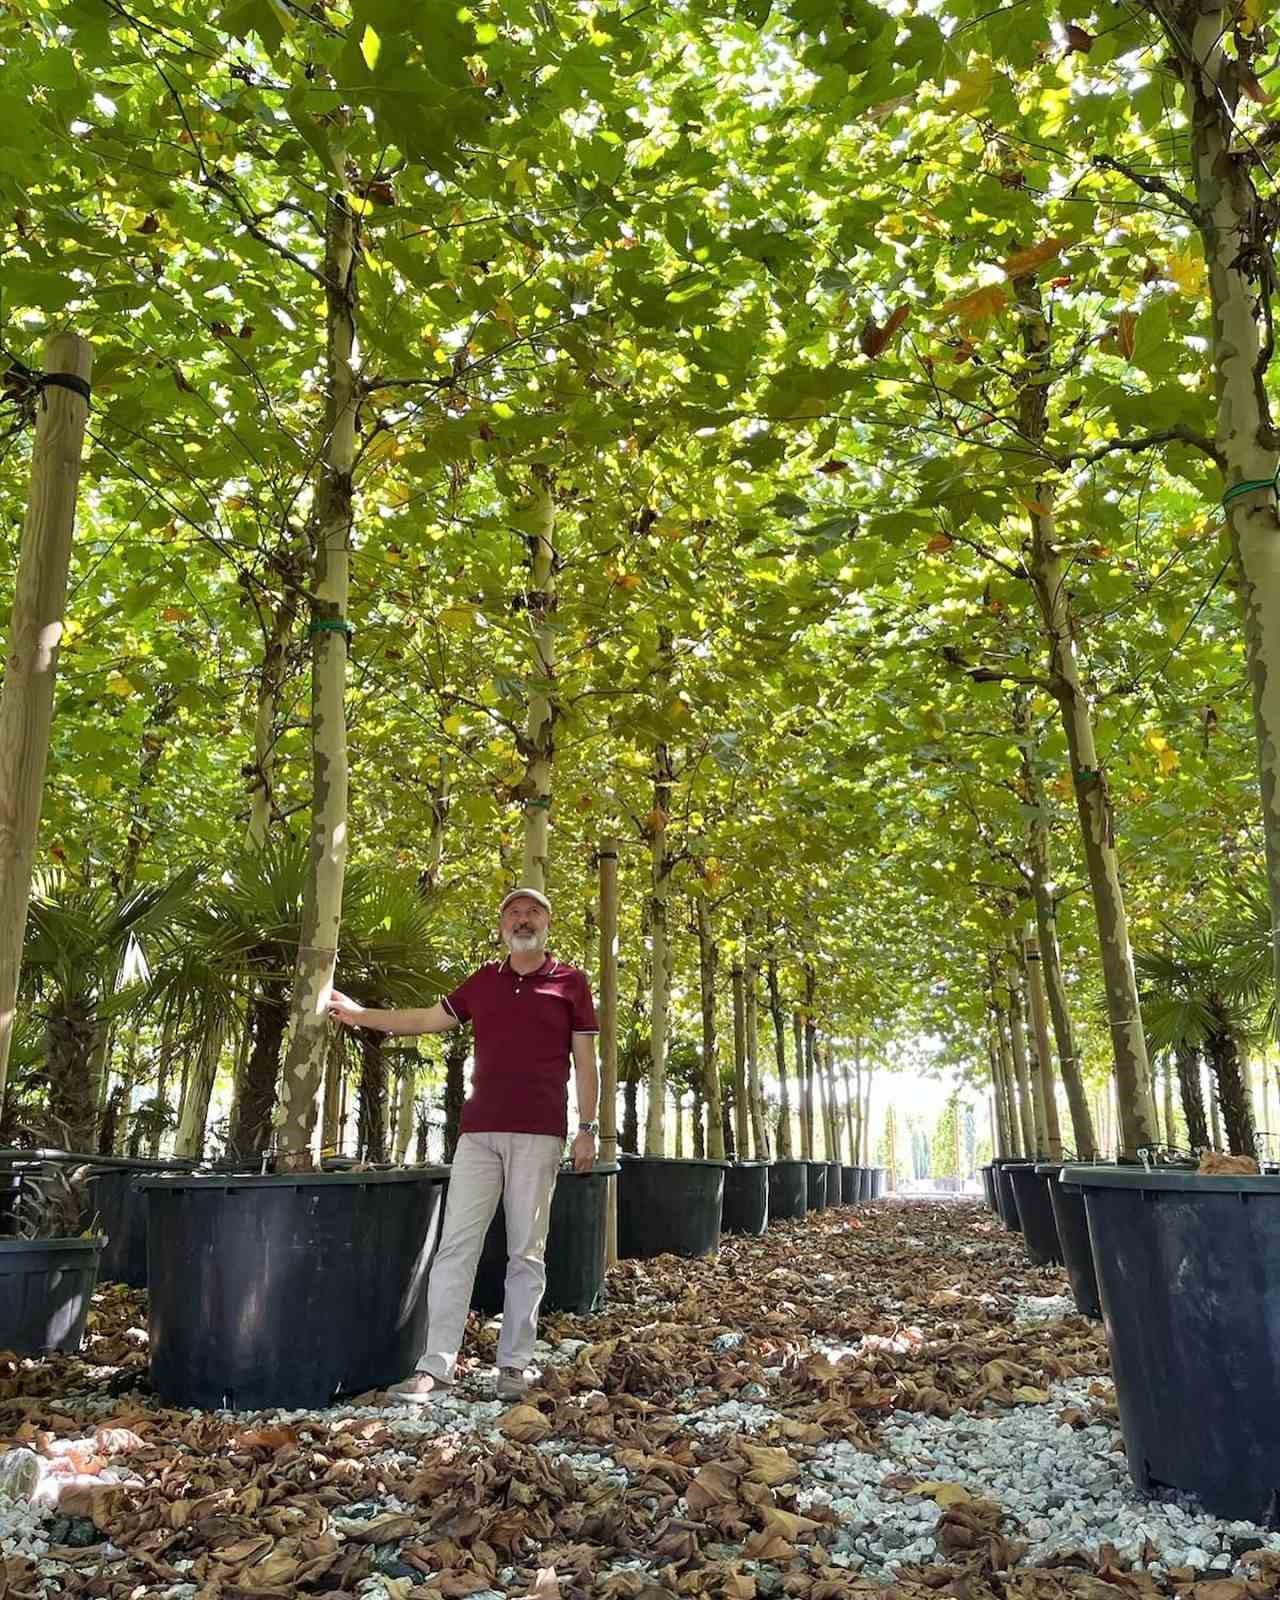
(444, 969), (482, 1025)
(571, 970), (598, 1034)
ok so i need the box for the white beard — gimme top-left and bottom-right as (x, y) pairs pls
(505, 929), (548, 955)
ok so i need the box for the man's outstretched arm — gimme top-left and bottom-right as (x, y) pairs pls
(328, 989), (459, 1035)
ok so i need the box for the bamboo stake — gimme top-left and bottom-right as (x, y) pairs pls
(0, 331), (93, 1111)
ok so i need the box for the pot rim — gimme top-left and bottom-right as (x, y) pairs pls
(135, 1166), (451, 1191)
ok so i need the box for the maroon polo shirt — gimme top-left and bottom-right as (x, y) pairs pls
(444, 954), (598, 1138)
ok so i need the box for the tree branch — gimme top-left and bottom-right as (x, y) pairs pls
(1057, 425), (1226, 473)
(1092, 154), (1202, 226)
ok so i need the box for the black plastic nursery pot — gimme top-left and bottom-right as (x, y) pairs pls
(980, 1165), (997, 1211)
(805, 1161), (828, 1211)
(471, 1162), (618, 1316)
(141, 1168), (448, 1411)
(721, 1162), (770, 1236)
(1039, 1164), (1100, 1319)
(83, 1158), (198, 1289)
(1062, 1164), (1280, 1523)
(825, 1161), (843, 1205)
(840, 1166), (860, 1205)
(768, 1160), (808, 1220)
(616, 1156), (727, 1260)
(1007, 1162), (1064, 1266)
(992, 1159), (1025, 1232)
(869, 1167), (887, 1200)
(854, 1167), (870, 1202)
(0, 1237), (102, 1356)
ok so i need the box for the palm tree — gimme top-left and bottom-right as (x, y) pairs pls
(145, 841), (453, 1160)
(18, 867), (198, 1150)
(1135, 898), (1270, 1157)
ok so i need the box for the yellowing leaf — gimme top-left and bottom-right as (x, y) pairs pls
(1011, 1384), (1051, 1403)
(360, 24), (381, 70)
(1146, 730), (1180, 774)
(105, 674), (135, 698)
(1001, 236), (1068, 278)
(438, 605), (477, 633)
(926, 533), (953, 555)
(1117, 309), (1138, 360)
(443, 714), (466, 737)
(938, 283), (1008, 327)
(941, 58), (994, 114)
(1168, 248), (1206, 296)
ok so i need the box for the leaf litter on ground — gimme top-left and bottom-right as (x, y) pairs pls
(0, 1199), (1275, 1600)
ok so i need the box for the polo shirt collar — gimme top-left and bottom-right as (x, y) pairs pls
(500, 952), (555, 978)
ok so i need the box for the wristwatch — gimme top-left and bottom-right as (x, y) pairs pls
(579, 1120), (599, 1136)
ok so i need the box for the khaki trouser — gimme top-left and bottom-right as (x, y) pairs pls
(417, 1131), (563, 1380)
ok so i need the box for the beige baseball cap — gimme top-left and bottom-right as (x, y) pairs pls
(499, 887), (552, 916)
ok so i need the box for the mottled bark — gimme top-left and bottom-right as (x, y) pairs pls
(644, 739), (674, 1156)
(793, 1008), (809, 1158)
(1015, 274), (1156, 1157)
(767, 959), (794, 1157)
(276, 193), (360, 1170)
(0, 332), (92, 1110)
(744, 944), (768, 1160)
(246, 565), (301, 850)
(697, 896), (725, 1159)
(519, 475), (556, 892)
(1147, 0), (1280, 1010)
(1174, 1041), (1210, 1152)
(732, 963), (748, 1156)
(1004, 952), (1038, 1156)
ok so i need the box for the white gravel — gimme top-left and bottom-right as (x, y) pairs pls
(799, 1379), (1280, 1577)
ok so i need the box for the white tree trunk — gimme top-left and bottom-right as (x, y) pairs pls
(519, 476), (556, 892)
(0, 331), (92, 1109)
(277, 195), (360, 1170)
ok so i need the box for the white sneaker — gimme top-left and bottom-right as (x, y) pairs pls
(496, 1366), (529, 1401)
(387, 1371), (451, 1403)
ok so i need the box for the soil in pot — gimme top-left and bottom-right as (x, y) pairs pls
(768, 1160), (807, 1221)
(471, 1162), (618, 1316)
(617, 1156), (726, 1259)
(141, 1169), (448, 1411)
(0, 1237), (102, 1356)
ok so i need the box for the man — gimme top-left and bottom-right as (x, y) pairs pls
(328, 887), (599, 1402)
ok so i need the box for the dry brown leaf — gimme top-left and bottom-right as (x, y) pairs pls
(497, 1405), (552, 1443)
(1197, 1153), (1259, 1176)
(738, 1444), (799, 1486)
